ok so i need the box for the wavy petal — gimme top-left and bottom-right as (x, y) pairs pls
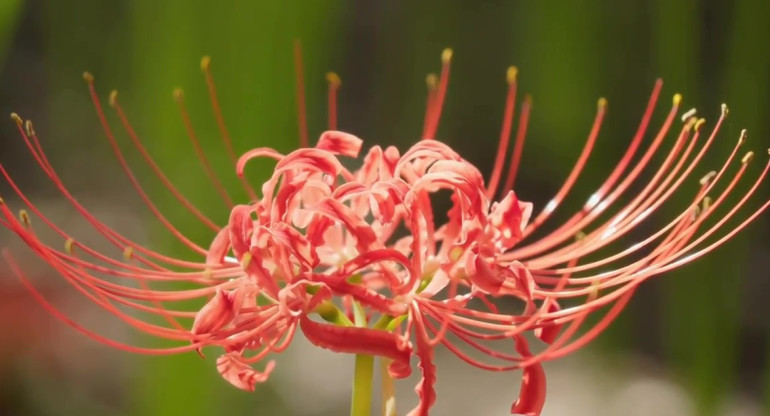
(299, 315), (412, 378)
(511, 336), (546, 416)
(216, 352), (275, 391)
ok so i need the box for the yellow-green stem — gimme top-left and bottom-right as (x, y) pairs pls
(351, 300), (373, 416)
(351, 353), (375, 416)
(381, 359), (396, 416)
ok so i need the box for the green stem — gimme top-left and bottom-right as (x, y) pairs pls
(351, 300), (374, 416)
(381, 359), (396, 416)
(351, 353), (375, 416)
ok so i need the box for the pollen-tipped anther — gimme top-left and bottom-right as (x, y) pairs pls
(673, 93), (682, 106)
(18, 209), (31, 228)
(742, 151), (754, 164)
(597, 97), (608, 109)
(109, 90), (118, 107)
(681, 108), (697, 122)
(699, 171), (717, 186)
(24, 120), (35, 136)
(240, 252), (253, 270)
(693, 118), (706, 131)
(123, 246), (134, 261)
(506, 66), (518, 84)
(326, 72), (341, 87)
(426, 73), (438, 89)
(441, 48), (453, 63)
(82, 72), (94, 82)
(64, 238), (75, 254)
(10, 112), (22, 125)
(702, 196), (712, 212)
(200, 56), (211, 71)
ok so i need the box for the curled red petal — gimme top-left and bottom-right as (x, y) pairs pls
(228, 204), (254, 258)
(534, 302), (563, 345)
(407, 311), (437, 416)
(206, 225), (231, 265)
(316, 130), (363, 158)
(511, 336), (546, 416)
(216, 353), (275, 391)
(467, 253), (505, 294)
(236, 147), (284, 177)
(299, 315), (412, 378)
(489, 191), (532, 249)
(191, 288), (241, 337)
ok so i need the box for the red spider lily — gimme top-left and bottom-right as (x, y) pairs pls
(2, 45), (768, 416)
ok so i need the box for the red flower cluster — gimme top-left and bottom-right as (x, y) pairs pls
(2, 48), (767, 415)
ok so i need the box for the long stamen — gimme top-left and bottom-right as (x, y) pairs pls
(520, 97), (607, 238)
(421, 73), (438, 139)
(109, 91), (220, 231)
(84, 73), (207, 255)
(486, 67), (518, 198)
(514, 91), (680, 258)
(200, 56), (258, 200)
(525, 115), (701, 268)
(422, 49), (453, 140)
(501, 94), (532, 193)
(173, 88), (234, 208)
(326, 72), (341, 130)
(6, 114), (210, 269)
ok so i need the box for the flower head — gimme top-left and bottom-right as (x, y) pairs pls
(2, 47), (767, 415)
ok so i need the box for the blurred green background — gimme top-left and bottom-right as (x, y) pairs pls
(0, 1), (768, 415)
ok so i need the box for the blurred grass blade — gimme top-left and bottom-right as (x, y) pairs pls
(0, 0), (23, 65)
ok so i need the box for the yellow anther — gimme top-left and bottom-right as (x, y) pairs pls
(575, 231), (587, 241)
(200, 56), (211, 71)
(109, 90), (118, 107)
(19, 209), (31, 227)
(202, 268), (213, 280)
(240, 252), (253, 270)
(681, 108), (697, 122)
(673, 93), (682, 106)
(693, 118), (706, 132)
(506, 66), (518, 84)
(65, 238), (75, 254)
(172, 88), (184, 101)
(699, 171), (716, 186)
(742, 151), (754, 164)
(702, 196), (712, 212)
(426, 73), (438, 89)
(10, 112), (22, 125)
(739, 129), (747, 144)
(24, 120), (35, 136)
(721, 103), (729, 115)
(123, 246), (134, 260)
(326, 72), (341, 87)
(449, 247), (463, 262)
(441, 48), (453, 63)
(82, 72), (94, 82)
(0, 196), (4, 205)
(597, 97), (608, 109)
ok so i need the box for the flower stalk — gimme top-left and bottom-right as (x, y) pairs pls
(351, 300), (374, 416)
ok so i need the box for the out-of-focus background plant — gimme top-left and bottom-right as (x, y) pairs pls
(0, 1), (767, 415)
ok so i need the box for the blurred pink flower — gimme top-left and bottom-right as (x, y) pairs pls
(2, 48), (767, 415)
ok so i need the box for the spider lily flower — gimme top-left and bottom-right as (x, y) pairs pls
(2, 47), (768, 416)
